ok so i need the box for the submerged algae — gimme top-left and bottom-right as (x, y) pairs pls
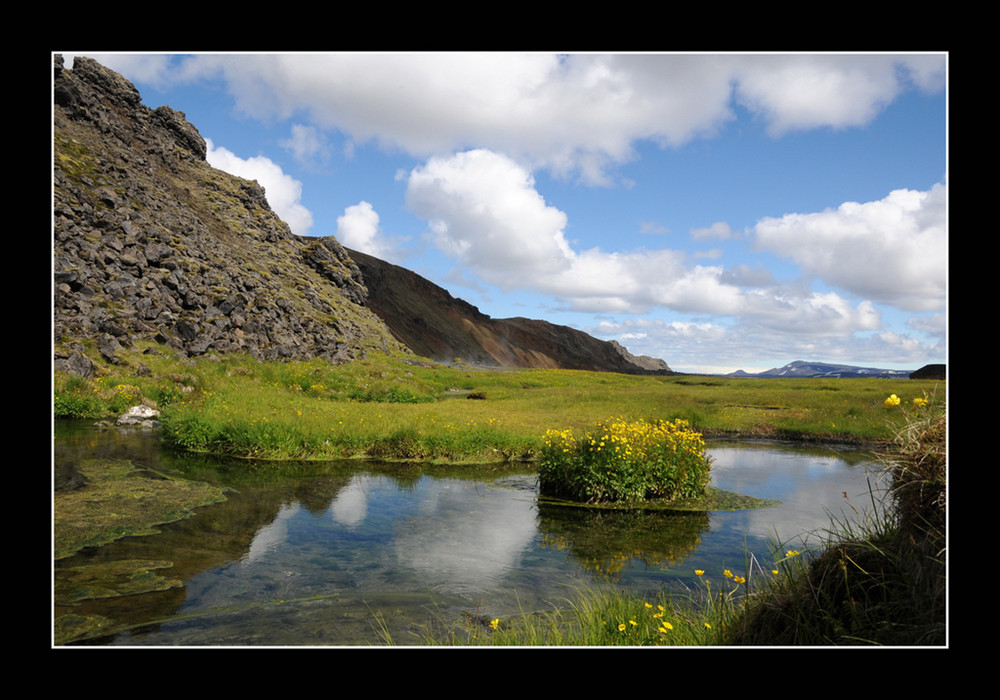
(54, 457), (228, 560)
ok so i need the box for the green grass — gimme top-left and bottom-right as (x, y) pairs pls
(54, 343), (946, 646)
(54, 342), (944, 463)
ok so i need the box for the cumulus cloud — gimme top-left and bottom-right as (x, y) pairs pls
(595, 308), (936, 375)
(335, 201), (396, 260)
(165, 52), (943, 185)
(403, 148), (888, 334)
(405, 149), (575, 285)
(753, 182), (947, 311)
(205, 139), (314, 235)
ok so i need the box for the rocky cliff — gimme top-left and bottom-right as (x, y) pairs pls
(53, 55), (405, 369)
(52, 55), (672, 376)
(348, 248), (673, 374)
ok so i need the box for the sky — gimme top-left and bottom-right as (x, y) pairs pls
(60, 52), (947, 374)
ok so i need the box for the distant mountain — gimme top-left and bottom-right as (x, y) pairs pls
(727, 360), (913, 379)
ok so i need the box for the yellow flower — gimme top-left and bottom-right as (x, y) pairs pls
(912, 397), (928, 408)
(644, 602), (653, 608)
(629, 619), (638, 626)
(723, 569), (734, 579)
(489, 618), (499, 630)
(618, 623), (627, 631)
(695, 569), (705, 576)
(659, 622), (673, 632)
(884, 394), (901, 408)
(734, 575), (746, 584)
(704, 623), (712, 629)
(786, 549), (800, 558)
(771, 569), (779, 575)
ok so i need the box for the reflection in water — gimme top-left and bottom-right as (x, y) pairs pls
(393, 478), (538, 598)
(708, 442), (883, 547)
(242, 503), (302, 564)
(53, 423), (880, 646)
(329, 474), (374, 527)
(537, 506), (710, 582)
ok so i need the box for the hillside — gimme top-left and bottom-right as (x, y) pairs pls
(348, 248), (673, 373)
(52, 55), (671, 375)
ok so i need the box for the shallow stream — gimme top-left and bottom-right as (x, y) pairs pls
(53, 420), (882, 646)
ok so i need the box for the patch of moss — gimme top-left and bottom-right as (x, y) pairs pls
(54, 458), (228, 560)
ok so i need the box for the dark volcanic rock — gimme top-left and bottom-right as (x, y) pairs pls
(347, 248), (673, 374)
(52, 55), (673, 375)
(910, 364), (946, 380)
(53, 55), (403, 364)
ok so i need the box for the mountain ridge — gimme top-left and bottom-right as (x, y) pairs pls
(726, 360), (915, 379)
(51, 54), (671, 375)
(346, 247), (673, 374)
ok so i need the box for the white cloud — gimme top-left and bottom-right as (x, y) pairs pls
(691, 221), (735, 240)
(168, 52), (944, 185)
(335, 201), (394, 259)
(595, 310), (939, 375)
(205, 139), (314, 235)
(280, 124), (332, 171)
(404, 149), (889, 332)
(405, 149), (575, 285)
(753, 182), (947, 311)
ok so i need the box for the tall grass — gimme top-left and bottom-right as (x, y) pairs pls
(721, 396), (946, 646)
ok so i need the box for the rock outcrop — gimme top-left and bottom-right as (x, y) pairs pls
(52, 55), (672, 375)
(909, 364), (945, 380)
(347, 248), (673, 374)
(53, 55), (404, 366)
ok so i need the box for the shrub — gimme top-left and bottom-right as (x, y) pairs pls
(538, 417), (712, 504)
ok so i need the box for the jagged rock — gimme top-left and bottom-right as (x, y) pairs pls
(54, 350), (96, 378)
(52, 55), (672, 375)
(53, 55), (404, 365)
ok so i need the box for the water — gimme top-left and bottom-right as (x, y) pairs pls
(53, 421), (882, 646)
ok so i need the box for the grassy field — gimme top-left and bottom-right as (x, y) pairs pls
(54, 342), (945, 463)
(53, 342), (947, 645)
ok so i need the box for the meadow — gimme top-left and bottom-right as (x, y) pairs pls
(54, 341), (943, 463)
(54, 342), (946, 645)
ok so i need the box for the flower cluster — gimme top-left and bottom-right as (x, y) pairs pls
(539, 417), (712, 504)
(613, 602), (679, 643)
(885, 393), (931, 410)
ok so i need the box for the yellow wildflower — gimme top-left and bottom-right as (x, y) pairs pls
(489, 618), (499, 631)
(884, 394), (901, 408)
(695, 569), (705, 576)
(723, 569), (734, 579)
(618, 623), (627, 631)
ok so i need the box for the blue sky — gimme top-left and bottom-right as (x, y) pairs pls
(62, 52), (947, 374)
